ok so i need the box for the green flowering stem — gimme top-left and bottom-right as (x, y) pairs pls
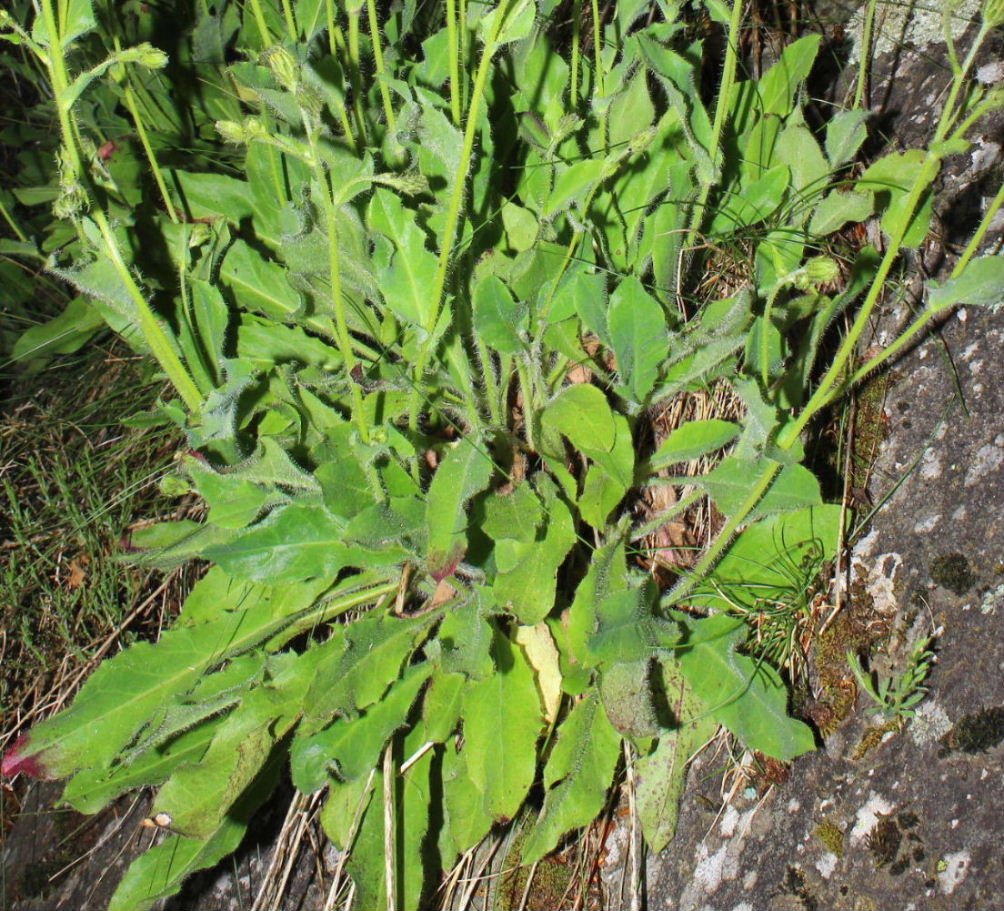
(779, 40), (995, 447)
(937, 16), (995, 140)
(674, 23), (991, 599)
(279, 0), (298, 41)
(843, 311), (935, 392)
(956, 180), (1003, 275)
(665, 459), (782, 606)
(322, 3), (359, 152)
(366, 0), (396, 135)
(835, 29), (1003, 399)
(459, 0), (469, 104)
(113, 39), (178, 223)
(408, 0), (526, 431)
(246, 0), (272, 45)
(303, 127), (370, 443)
(671, 13), (992, 605)
(682, 0), (743, 257)
(91, 212), (204, 411)
(570, 0), (581, 107)
(242, 0), (271, 45)
(845, 173), (1004, 393)
(39, 0), (202, 412)
(985, 0), (1004, 29)
(446, 0), (462, 125)
(853, 0), (878, 110)
(346, 2), (369, 145)
(777, 174), (933, 449)
(591, 0), (606, 145)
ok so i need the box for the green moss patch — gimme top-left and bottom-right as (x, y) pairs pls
(941, 705), (1004, 754)
(929, 553), (975, 595)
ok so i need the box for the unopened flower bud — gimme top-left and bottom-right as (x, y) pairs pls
(133, 42), (169, 69)
(215, 119), (246, 144)
(53, 182), (88, 219)
(556, 113), (582, 136)
(263, 46), (299, 92)
(243, 117), (269, 140)
(796, 256), (840, 289)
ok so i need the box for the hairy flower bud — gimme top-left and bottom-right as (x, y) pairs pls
(215, 119), (246, 144)
(795, 256), (841, 289)
(216, 117), (268, 145)
(132, 42), (169, 69)
(262, 46), (299, 93)
(244, 117), (269, 141)
(628, 125), (658, 156)
(53, 185), (87, 219)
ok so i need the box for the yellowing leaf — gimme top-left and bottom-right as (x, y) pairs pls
(515, 623), (563, 723)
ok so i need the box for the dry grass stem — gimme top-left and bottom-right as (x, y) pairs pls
(515, 859), (539, 911)
(323, 768), (376, 911)
(251, 790), (323, 911)
(383, 742), (396, 911)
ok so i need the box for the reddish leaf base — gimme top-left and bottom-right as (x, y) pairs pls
(427, 546), (464, 584)
(1, 734), (47, 779)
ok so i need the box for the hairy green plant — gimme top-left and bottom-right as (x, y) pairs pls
(1, 1), (1001, 909)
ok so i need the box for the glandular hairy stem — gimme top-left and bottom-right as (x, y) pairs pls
(39, 0), (202, 412)
(408, 0), (527, 432)
(366, 0), (396, 134)
(306, 132), (370, 443)
(681, 0), (744, 260)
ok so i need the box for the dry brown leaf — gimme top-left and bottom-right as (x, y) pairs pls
(65, 557), (88, 590)
(430, 578), (457, 608)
